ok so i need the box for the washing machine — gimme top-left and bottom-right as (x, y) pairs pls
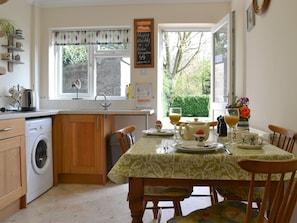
(26, 117), (53, 203)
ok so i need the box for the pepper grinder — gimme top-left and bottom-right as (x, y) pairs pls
(218, 115), (227, 137)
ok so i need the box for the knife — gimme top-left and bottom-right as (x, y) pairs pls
(224, 145), (232, 155)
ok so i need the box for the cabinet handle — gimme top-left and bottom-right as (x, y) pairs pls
(0, 127), (13, 132)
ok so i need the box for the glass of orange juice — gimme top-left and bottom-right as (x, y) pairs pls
(169, 107), (181, 141)
(224, 108), (239, 144)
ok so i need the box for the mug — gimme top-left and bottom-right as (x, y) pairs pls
(233, 129), (249, 142)
(14, 54), (20, 61)
(16, 42), (23, 49)
(241, 132), (263, 145)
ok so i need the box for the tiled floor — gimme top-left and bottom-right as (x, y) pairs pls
(2, 182), (215, 223)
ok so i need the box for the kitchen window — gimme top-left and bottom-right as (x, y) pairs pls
(50, 28), (131, 99)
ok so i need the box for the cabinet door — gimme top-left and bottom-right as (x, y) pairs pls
(62, 115), (103, 174)
(0, 136), (26, 209)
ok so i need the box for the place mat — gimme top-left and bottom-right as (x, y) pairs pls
(142, 129), (174, 136)
(236, 143), (264, 149)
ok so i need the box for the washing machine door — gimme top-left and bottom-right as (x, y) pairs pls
(31, 134), (52, 175)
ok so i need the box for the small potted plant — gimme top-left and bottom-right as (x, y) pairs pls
(0, 18), (16, 37)
(226, 96), (251, 130)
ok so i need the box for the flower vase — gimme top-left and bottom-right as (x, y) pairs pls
(237, 117), (249, 131)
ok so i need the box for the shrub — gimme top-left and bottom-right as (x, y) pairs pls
(171, 95), (209, 117)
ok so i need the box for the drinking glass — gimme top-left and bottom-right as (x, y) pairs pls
(224, 108), (239, 144)
(169, 107), (182, 141)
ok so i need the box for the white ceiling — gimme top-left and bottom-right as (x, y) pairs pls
(33, 0), (230, 8)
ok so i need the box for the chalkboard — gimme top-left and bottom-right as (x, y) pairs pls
(134, 19), (154, 68)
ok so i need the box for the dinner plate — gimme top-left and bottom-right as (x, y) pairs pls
(237, 143), (264, 149)
(175, 141), (224, 153)
(142, 129), (174, 136)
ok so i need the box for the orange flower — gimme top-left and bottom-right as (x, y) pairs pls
(239, 106), (250, 119)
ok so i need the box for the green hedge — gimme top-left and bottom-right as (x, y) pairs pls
(171, 95), (209, 117)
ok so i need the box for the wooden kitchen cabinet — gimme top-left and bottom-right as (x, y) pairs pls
(0, 118), (27, 222)
(53, 114), (113, 185)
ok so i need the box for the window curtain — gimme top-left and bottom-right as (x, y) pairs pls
(53, 29), (130, 45)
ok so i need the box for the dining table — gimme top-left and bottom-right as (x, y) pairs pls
(107, 129), (296, 223)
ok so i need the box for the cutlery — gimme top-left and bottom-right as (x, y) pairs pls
(223, 145), (232, 155)
(162, 140), (169, 154)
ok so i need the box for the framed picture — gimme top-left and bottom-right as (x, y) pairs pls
(134, 18), (154, 68)
(247, 3), (255, 32)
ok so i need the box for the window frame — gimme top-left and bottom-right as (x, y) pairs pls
(49, 27), (131, 100)
(158, 24), (213, 120)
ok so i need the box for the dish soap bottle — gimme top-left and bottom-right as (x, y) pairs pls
(127, 84), (131, 99)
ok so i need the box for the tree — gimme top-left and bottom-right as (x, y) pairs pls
(162, 31), (211, 113)
(62, 45), (88, 67)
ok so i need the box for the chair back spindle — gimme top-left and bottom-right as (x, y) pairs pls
(238, 158), (297, 223)
(268, 124), (297, 153)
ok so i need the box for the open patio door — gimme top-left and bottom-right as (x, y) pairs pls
(210, 12), (235, 121)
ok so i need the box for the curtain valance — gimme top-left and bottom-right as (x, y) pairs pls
(53, 29), (130, 45)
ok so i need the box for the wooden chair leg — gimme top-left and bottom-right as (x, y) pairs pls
(152, 201), (159, 219)
(157, 208), (162, 223)
(173, 201), (182, 216)
(210, 186), (218, 205)
(256, 200), (261, 210)
(143, 201), (148, 216)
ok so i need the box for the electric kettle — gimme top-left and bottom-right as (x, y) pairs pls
(21, 89), (37, 111)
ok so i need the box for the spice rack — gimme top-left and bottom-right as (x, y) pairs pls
(1, 34), (24, 72)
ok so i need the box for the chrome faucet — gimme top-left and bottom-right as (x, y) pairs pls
(95, 92), (111, 110)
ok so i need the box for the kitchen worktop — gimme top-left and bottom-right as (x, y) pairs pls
(0, 109), (60, 120)
(58, 109), (154, 115)
(0, 109), (154, 120)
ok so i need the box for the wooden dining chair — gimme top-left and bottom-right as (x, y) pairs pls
(168, 158), (297, 223)
(215, 124), (297, 206)
(114, 125), (192, 220)
(268, 124), (297, 153)
(115, 125), (136, 154)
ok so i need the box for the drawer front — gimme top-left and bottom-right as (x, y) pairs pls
(0, 118), (25, 140)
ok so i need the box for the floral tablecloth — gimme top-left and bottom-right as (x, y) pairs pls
(107, 137), (295, 184)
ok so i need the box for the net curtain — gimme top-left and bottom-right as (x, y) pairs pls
(53, 29), (130, 45)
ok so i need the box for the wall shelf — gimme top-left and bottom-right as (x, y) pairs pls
(1, 45), (24, 51)
(1, 34), (24, 72)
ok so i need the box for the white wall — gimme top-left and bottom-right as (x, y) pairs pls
(1, 0), (297, 221)
(238, 0), (297, 139)
(3, 1), (297, 141)
(38, 2), (230, 130)
(231, 1), (297, 220)
(0, 0), (32, 106)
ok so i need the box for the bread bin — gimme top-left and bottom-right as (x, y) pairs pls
(21, 89), (37, 111)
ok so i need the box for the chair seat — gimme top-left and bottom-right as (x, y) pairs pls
(167, 200), (263, 223)
(145, 186), (192, 198)
(216, 186), (263, 201)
